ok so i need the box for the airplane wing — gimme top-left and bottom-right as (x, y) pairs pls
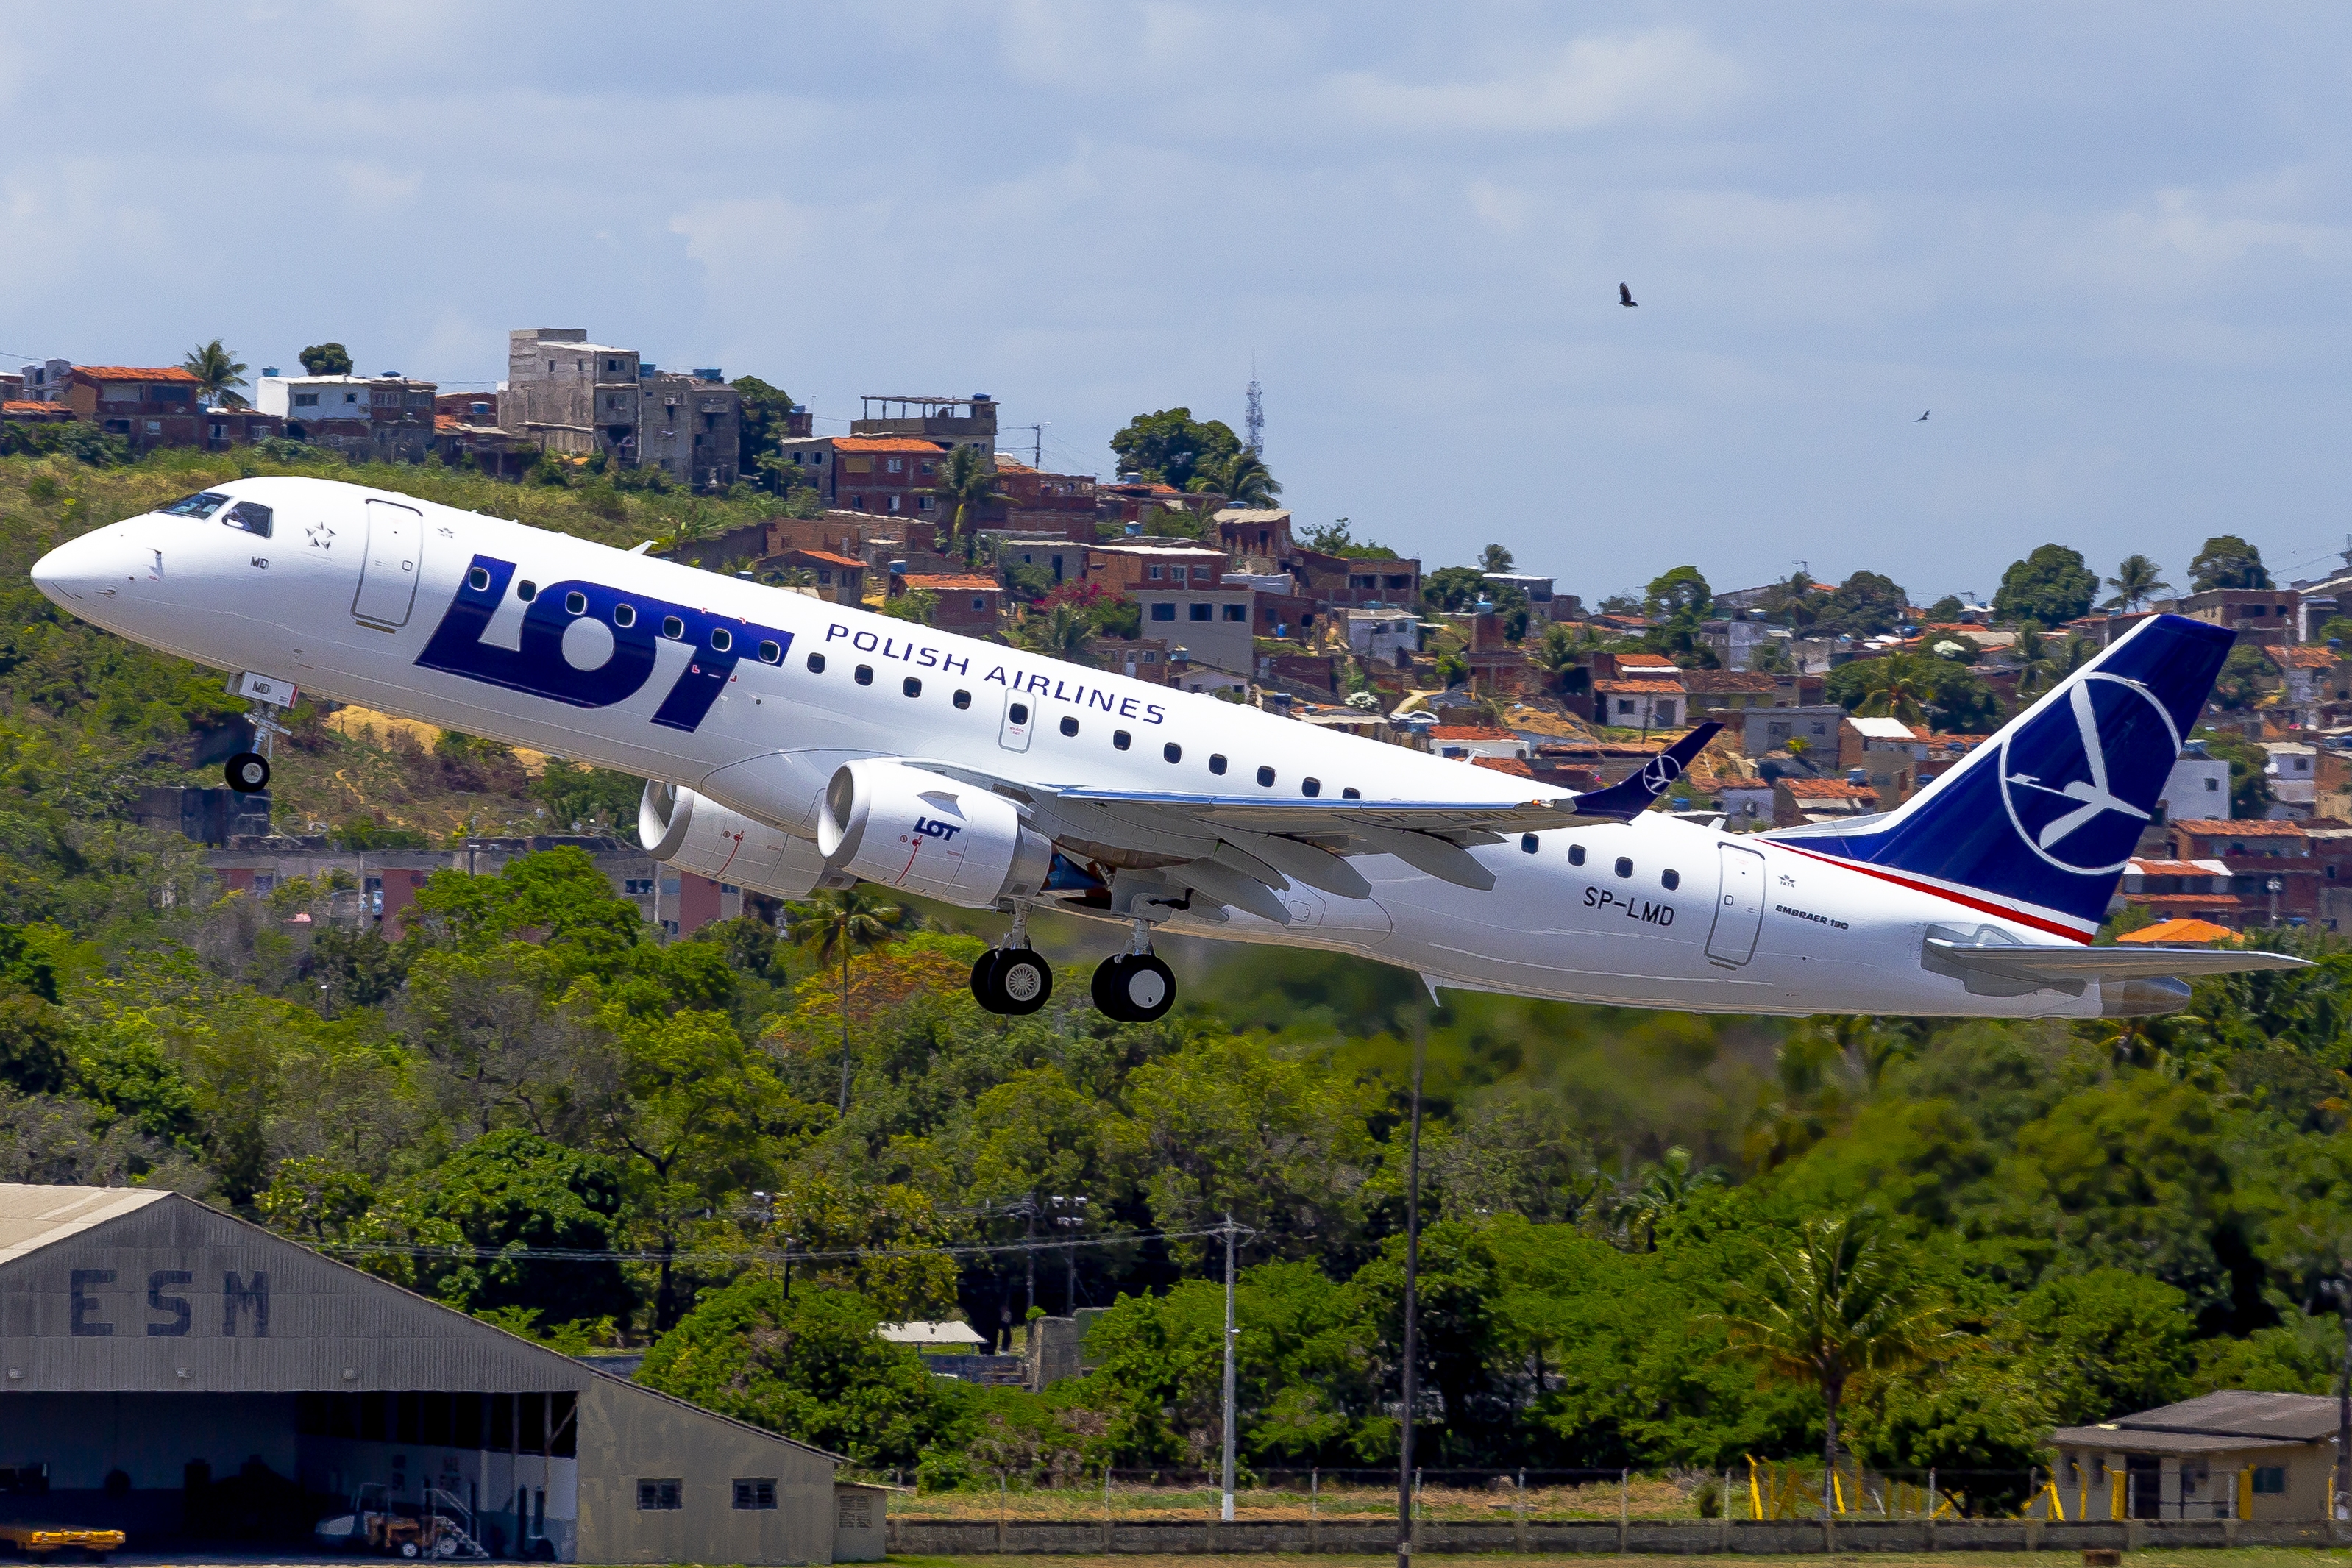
(898, 722), (1723, 908)
(1925, 936), (2312, 983)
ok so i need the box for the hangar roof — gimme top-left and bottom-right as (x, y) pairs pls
(0, 1184), (839, 1463)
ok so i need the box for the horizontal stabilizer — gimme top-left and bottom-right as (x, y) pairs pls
(1925, 936), (2311, 984)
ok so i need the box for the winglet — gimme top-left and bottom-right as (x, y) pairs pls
(1567, 722), (1723, 821)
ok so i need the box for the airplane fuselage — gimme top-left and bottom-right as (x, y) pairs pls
(34, 477), (2114, 1018)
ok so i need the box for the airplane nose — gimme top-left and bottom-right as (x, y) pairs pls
(32, 528), (138, 609)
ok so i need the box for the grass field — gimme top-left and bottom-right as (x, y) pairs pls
(887, 1553), (2352, 1568)
(890, 1478), (1702, 1524)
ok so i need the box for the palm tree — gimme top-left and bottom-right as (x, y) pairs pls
(1198, 450), (1282, 507)
(182, 339), (249, 407)
(1856, 670), (1928, 727)
(1619, 1147), (1724, 1250)
(1020, 602), (1093, 661)
(927, 446), (1009, 563)
(784, 885), (907, 1114)
(1716, 1214), (1956, 1499)
(2104, 554), (2172, 613)
(655, 502), (728, 562)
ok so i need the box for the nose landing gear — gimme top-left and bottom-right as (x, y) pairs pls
(1091, 924), (1176, 1023)
(224, 750), (271, 793)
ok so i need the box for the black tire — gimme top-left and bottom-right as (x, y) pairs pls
(1117, 953), (1176, 1022)
(1091, 954), (1130, 1018)
(969, 948), (1006, 1009)
(995, 948), (1053, 1014)
(224, 750), (271, 794)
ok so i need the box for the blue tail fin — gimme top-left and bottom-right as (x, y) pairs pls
(1769, 613), (2233, 937)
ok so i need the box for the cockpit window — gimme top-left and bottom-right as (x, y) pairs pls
(224, 502), (273, 538)
(161, 491), (230, 518)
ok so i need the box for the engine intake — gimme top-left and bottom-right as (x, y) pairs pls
(639, 781), (844, 900)
(817, 759), (1052, 908)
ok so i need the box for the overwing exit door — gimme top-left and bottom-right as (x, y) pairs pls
(998, 688), (1034, 752)
(1707, 843), (1766, 966)
(353, 498), (423, 628)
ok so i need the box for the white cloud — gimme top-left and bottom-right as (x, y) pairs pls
(1466, 179), (1531, 232)
(1328, 28), (1741, 134)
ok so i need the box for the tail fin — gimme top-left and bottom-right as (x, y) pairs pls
(1768, 613), (2233, 938)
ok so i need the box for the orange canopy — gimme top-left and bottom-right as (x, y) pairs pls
(2115, 917), (2236, 946)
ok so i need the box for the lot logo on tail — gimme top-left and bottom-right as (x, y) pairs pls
(1997, 672), (2180, 877)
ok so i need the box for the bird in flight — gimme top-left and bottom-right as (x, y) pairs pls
(1917, 410), (1930, 421)
(1619, 283), (1637, 307)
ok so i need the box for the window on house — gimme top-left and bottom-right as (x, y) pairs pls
(733, 1480), (777, 1511)
(1190, 604), (1212, 621)
(1618, 699), (1635, 715)
(293, 392), (319, 407)
(1222, 605), (1247, 621)
(886, 457), (903, 473)
(1149, 566), (1164, 580)
(637, 1480), (682, 1511)
(1151, 604), (1176, 621)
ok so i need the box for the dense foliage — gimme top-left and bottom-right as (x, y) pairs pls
(1, 450), (2348, 1490)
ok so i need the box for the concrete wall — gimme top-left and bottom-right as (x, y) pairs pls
(572, 1378), (836, 1566)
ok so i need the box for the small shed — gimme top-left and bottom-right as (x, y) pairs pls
(2050, 1391), (2342, 1520)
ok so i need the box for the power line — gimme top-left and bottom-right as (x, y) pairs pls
(307, 1224), (1228, 1269)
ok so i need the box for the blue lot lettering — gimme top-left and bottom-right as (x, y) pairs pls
(912, 816), (962, 843)
(418, 555), (792, 733)
(1582, 886), (1675, 926)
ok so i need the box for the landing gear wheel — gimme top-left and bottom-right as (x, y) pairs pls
(995, 948), (1052, 1014)
(970, 948), (1052, 1016)
(969, 948), (1006, 1008)
(1092, 952), (1175, 1023)
(224, 751), (271, 794)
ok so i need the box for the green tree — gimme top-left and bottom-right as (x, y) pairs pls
(1718, 1214), (1956, 1486)
(1298, 518), (1399, 560)
(1922, 594), (1966, 622)
(297, 342), (354, 376)
(785, 886), (907, 1114)
(639, 1280), (951, 1467)
(2189, 535), (2273, 591)
(1481, 544), (1516, 573)
(1422, 566), (1488, 613)
(925, 445), (1009, 563)
(2198, 730), (2274, 816)
(1816, 571), (1909, 638)
(1825, 652), (1998, 733)
(2214, 643), (2277, 711)
(1644, 566), (1713, 621)
(1992, 544), (2099, 627)
(2105, 554), (2172, 612)
(1195, 449), (1282, 506)
(182, 340), (249, 406)
(1108, 407), (1243, 491)
(730, 374), (798, 491)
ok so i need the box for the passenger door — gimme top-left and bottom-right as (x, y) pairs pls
(998, 688), (1034, 752)
(1706, 843), (1766, 966)
(353, 498), (423, 628)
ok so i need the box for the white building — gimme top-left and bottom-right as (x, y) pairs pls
(2265, 743), (2317, 810)
(1346, 607), (1419, 667)
(1135, 586), (1254, 680)
(2158, 749), (2232, 823)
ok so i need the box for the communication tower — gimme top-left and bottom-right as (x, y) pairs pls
(1243, 360), (1264, 457)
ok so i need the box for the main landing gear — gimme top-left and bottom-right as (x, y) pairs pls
(967, 913), (1179, 1023)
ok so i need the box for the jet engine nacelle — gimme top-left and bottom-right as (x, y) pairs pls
(639, 781), (846, 900)
(817, 759), (1051, 908)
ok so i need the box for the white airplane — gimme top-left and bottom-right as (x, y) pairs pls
(31, 475), (2303, 1022)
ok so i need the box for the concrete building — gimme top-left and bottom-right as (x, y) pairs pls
(768, 549), (866, 606)
(2114, 858), (2245, 927)
(55, 366), (205, 454)
(1213, 508), (1293, 569)
(1774, 777), (1880, 827)
(1286, 548), (1421, 611)
(892, 572), (1001, 638)
(1482, 572), (1557, 619)
(257, 374), (437, 463)
(1345, 608), (1419, 668)
(2050, 1391), (2344, 1521)
(987, 458), (1101, 537)
(2263, 646), (2345, 728)
(14, 359), (71, 401)
(1738, 705), (1844, 759)
(0, 1185), (876, 1564)
(500, 330), (739, 489)
(850, 394), (996, 457)
(2162, 588), (2300, 648)
(770, 435), (945, 516)
(1084, 542), (1232, 594)
(2268, 743), (2319, 811)
(1840, 716), (1928, 805)
(2159, 746), (2234, 824)
(1134, 586), (1254, 679)
(1424, 726), (1529, 763)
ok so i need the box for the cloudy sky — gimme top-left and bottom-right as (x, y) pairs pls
(6, 4), (2348, 603)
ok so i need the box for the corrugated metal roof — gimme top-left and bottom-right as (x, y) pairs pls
(2048, 1426), (2301, 1455)
(0, 1186), (170, 1266)
(2117, 1391), (2345, 1441)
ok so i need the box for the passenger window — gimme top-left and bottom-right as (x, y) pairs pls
(1521, 834), (1538, 854)
(757, 640), (781, 663)
(903, 677), (921, 697)
(1165, 743), (1182, 763)
(1114, 730), (1131, 750)
(1663, 869), (1680, 890)
(855, 665), (873, 685)
(1615, 857), (1633, 878)
(516, 580), (536, 602)
(613, 604), (636, 627)
(1343, 787), (1360, 799)
(806, 652), (826, 674)
(466, 566), (491, 591)
(710, 628), (733, 652)
(1010, 701), (1029, 723)
(1060, 716), (1079, 737)
(565, 591), (587, 615)
(1257, 766), (1275, 788)
(1303, 777), (1321, 797)
(161, 491), (229, 518)
(1209, 754), (1228, 775)
(224, 501), (272, 538)
(1568, 844), (1586, 866)
(661, 615), (684, 639)
(953, 690), (972, 709)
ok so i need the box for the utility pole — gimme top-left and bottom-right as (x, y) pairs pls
(1221, 1212), (1239, 1524)
(1396, 1013), (1427, 1568)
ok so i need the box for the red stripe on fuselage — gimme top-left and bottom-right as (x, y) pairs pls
(1773, 844), (2095, 944)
